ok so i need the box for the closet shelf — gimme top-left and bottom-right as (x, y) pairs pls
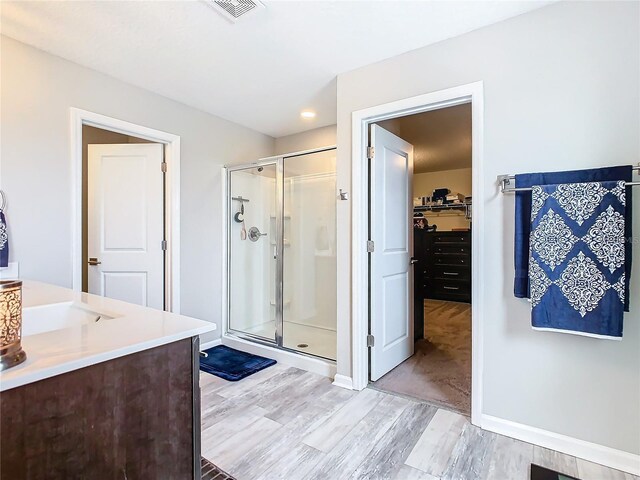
(414, 202), (472, 220)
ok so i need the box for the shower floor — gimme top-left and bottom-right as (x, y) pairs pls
(244, 320), (336, 360)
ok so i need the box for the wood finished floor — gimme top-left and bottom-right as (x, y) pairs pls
(200, 367), (637, 480)
(373, 300), (471, 414)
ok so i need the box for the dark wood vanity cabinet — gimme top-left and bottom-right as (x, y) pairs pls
(0, 337), (202, 480)
(414, 230), (471, 303)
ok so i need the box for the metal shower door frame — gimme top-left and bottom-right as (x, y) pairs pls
(225, 158), (284, 347)
(225, 145), (337, 357)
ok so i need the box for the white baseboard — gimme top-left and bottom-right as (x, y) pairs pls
(332, 374), (354, 390)
(199, 338), (222, 350)
(481, 414), (640, 476)
(221, 335), (336, 378)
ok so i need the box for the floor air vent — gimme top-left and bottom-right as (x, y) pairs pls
(206, 0), (265, 23)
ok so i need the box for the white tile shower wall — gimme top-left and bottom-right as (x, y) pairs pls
(229, 171), (274, 334)
(285, 174), (337, 332)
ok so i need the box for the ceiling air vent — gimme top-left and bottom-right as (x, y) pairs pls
(206, 0), (265, 23)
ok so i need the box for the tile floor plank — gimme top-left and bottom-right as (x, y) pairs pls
(203, 416), (282, 472)
(254, 442), (326, 480)
(224, 422), (299, 479)
(280, 383), (359, 435)
(350, 402), (438, 480)
(264, 373), (335, 426)
(308, 394), (413, 480)
(441, 423), (495, 480)
(200, 365), (635, 480)
(302, 387), (385, 453)
(200, 371), (230, 391)
(533, 446), (580, 478)
(201, 367), (305, 429)
(484, 434), (534, 480)
(213, 363), (289, 399)
(576, 458), (639, 480)
(256, 370), (328, 416)
(394, 465), (440, 480)
(405, 408), (469, 476)
(201, 404), (268, 447)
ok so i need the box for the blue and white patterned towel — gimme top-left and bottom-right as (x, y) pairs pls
(529, 181), (626, 339)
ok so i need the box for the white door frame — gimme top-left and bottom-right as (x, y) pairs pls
(70, 108), (181, 313)
(351, 82), (484, 425)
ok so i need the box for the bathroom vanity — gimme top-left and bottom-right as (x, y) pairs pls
(0, 281), (215, 479)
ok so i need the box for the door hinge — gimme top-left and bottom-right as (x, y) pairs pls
(161, 240), (168, 251)
(367, 240), (375, 253)
(367, 146), (375, 159)
(367, 334), (375, 347)
(161, 162), (168, 173)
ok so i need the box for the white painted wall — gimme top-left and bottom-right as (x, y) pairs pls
(274, 125), (336, 155)
(414, 168), (472, 231)
(336, 1), (639, 455)
(0, 36), (275, 342)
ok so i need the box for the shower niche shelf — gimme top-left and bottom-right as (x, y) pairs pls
(270, 216), (291, 247)
(270, 239), (290, 246)
(270, 299), (291, 308)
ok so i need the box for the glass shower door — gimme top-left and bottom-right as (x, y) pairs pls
(228, 163), (278, 343)
(282, 149), (337, 360)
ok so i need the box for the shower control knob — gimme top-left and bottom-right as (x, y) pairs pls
(248, 227), (267, 242)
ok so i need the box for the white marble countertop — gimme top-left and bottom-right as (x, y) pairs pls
(0, 280), (216, 392)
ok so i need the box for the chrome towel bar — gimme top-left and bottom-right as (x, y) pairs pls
(498, 164), (640, 193)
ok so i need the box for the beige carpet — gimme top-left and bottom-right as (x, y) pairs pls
(373, 300), (471, 414)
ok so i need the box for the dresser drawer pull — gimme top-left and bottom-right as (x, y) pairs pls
(443, 272), (459, 276)
(443, 286), (460, 290)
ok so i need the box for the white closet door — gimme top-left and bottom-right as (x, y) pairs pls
(88, 143), (164, 309)
(370, 125), (415, 381)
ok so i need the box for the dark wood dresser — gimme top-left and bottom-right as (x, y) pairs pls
(415, 230), (471, 303)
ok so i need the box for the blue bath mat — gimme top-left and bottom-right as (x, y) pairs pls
(199, 345), (276, 382)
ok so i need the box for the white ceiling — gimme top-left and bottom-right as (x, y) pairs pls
(1, 0), (552, 138)
(377, 103), (471, 173)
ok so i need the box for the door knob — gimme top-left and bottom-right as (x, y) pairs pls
(88, 257), (101, 266)
(410, 257), (419, 265)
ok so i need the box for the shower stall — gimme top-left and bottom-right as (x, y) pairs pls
(226, 147), (337, 361)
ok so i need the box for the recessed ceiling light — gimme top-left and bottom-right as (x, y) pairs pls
(301, 110), (316, 119)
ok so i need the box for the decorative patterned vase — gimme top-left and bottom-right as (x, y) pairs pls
(0, 280), (27, 370)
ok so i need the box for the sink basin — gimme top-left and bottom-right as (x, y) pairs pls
(22, 302), (118, 337)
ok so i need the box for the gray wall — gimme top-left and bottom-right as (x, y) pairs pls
(336, 1), (639, 453)
(274, 125), (336, 155)
(0, 36), (275, 339)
